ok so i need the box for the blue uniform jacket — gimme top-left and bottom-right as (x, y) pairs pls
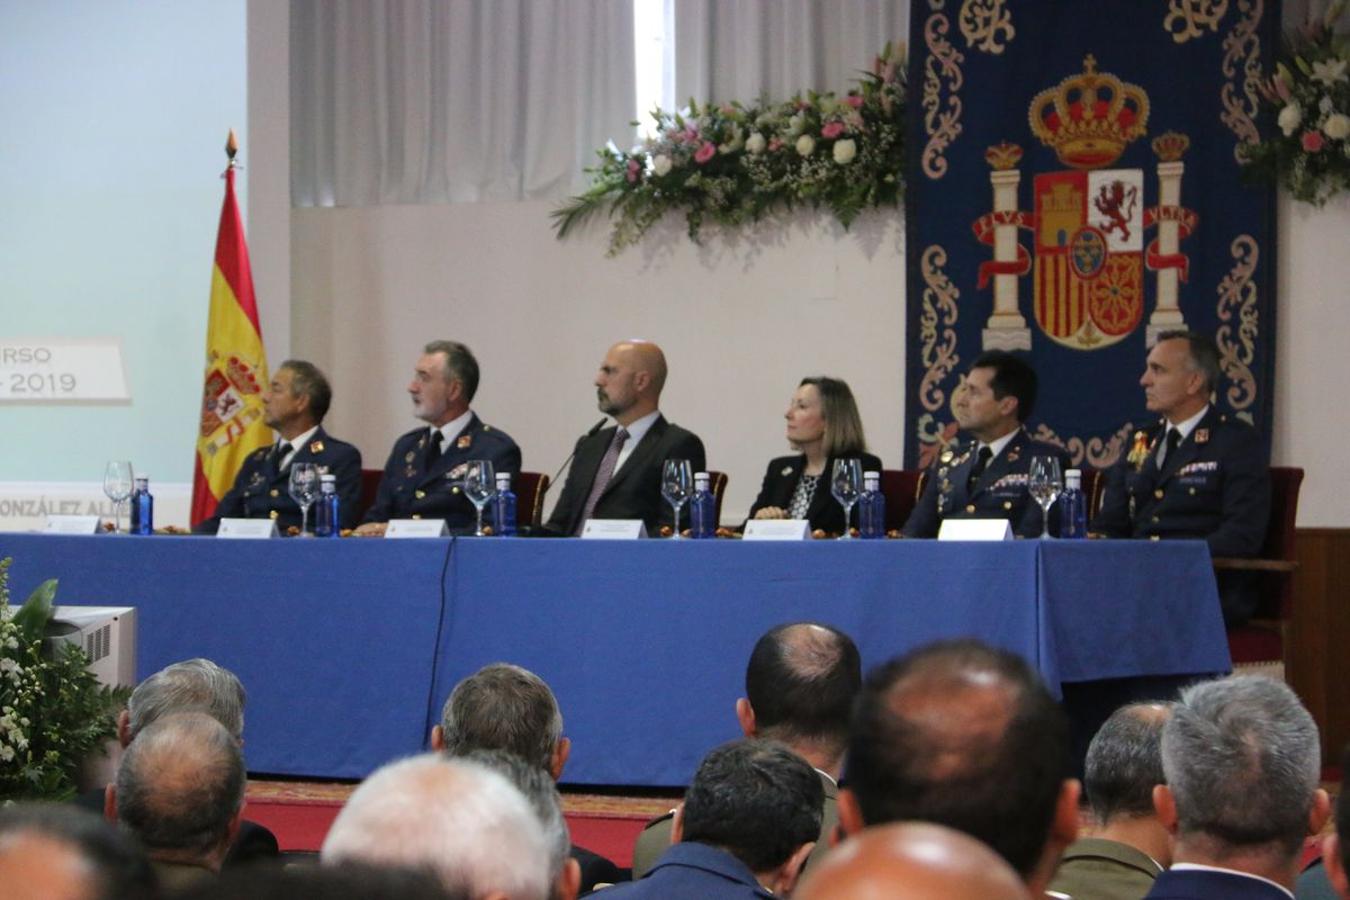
(599, 842), (774, 899)
(1143, 867), (1293, 900)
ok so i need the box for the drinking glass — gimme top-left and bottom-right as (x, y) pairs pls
(831, 458), (863, 539)
(463, 459), (497, 536)
(661, 459), (693, 539)
(288, 462), (320, 536)
(1028, 455), (1063, 540)
(102, 461), (134, 533)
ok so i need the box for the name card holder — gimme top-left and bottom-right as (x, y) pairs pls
(742, 519), (811, 541)
(938, 518), (1013, 541)
(45, 515), (103, 534)
(580, 519), (647, 540)
(217, 518), (279, 539)
(385, 519), (449, 538)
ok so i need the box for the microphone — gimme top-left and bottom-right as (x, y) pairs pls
(550, 417), (608, 486)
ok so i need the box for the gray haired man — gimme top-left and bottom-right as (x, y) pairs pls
(1143, 675), (1329, 900)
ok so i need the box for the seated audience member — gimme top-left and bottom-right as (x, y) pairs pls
(75, 657), (278, 866)
(195, 359), (362, 535)
(1091, 330), (1271, 625)
(1309, 746), (1350, 900)
(1145, 675), (1328, 900)
(321, 754), (550, 900)
(177, 861), (456, 900)
(603, 740), (822, 899)
(0, 802), (157, 900)
(430, 662), (621, 891)
(1049, 703), (1172, 900)
(632, 621), (861, 876)
(839, 639), (1080, 898)
(107, 712), (247, 892)
(745, 377), (882, 534)
(358, 341), (521, 535)
(542, 340), (705, 536)
(795, 822), (1031, 900)
(904, 351), (1068, 538)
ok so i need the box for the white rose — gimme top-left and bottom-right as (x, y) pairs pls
(833, 138), (858, 164)
(745, 132), (767, 155)
(795, 134), (816, 157)
(1324, 113), (1350, 141)
(1278, 103), (1302, 137)
(652, 154), (672, 177)
(787, 113), (805, 136)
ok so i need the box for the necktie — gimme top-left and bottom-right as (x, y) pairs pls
(426, 430), (444, 467)
(967, 445), (993, 494)
(1159, 427), (1181, 468)
(576, 428), (629, 534)
(274, 442), (293, 470)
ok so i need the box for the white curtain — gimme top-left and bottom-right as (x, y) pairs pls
(674, 0), (909, 104)
(291, 0), (636, 207)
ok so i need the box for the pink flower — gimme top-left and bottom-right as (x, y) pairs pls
(1302, 130), (1326, 152)
(625, 159), (641, 183)
(821, 121), (845, 139)
(844, 94), (864, 109)
(1272, 74), (1291, 103)
(694, 141), (716, 164)
(768, 138), (784, 152)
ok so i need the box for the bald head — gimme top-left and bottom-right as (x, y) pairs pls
(594, 340), (668, 424)
(796, 823), (1030, 900)
(743, 622), (861, 764)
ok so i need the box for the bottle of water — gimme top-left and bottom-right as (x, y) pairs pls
(493, 472), (517, 536)
(689, 472), (716, 538)
(314, 474), (340, 538)
(859, 471), (886, 539)
(1060, 468), (1087, 539)
(130, 476), (154, 535)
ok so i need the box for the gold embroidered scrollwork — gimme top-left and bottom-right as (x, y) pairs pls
(922, 2), (966, 180)
(1027, 422), (1137, 470)
(919, 243), (961, 417)
(959, 0), (1014, 54)
(1215, 234), (1260, 414)
(1163, 0), (1230, 43)
(1219, 0), (1263, 158)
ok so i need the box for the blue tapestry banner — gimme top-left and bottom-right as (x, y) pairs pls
(903, 0), (1279, 469)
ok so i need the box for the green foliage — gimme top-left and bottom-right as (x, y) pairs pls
(0, 558), (130, 801)
(553, 43), (908, 255)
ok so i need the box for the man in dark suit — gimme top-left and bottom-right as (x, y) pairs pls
(357, 340), (521, 535)
(1144, 675), (1328, 900)
(544, 340), (705, 536)
(194, 359), (362, 535)
(1092, 331), (1271, 624)
(603, 740), (822, 899)
(904, 351), (1068, 538)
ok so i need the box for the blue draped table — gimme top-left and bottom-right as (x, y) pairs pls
(1, 534), (1229, 785)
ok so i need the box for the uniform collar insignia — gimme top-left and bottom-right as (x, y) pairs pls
(417, 436), (426, 448)
(406, 451), (416, 463)
(457, 434), (472, 449)
(310, 440), (324, 453)
(1194, 428), (1209, 444)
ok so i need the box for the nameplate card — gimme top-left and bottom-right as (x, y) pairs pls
(45, 515), (103, 534)
(217, 518), (279, 539)
(742, 519), (811, 541)
(385, 519), (449, 538)
(938, 518), (1013, 542)
(580, 519), (647, 540)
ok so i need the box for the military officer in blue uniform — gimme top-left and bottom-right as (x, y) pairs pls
(356, 340), (521, 535)
(194, 360), (362, 535)
(1092, 331), (1270, 624)
(904, 351), (1069, 539)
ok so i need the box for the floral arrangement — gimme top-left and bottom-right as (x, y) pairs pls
(553, 43), (907, 254)
(0, 558), (128, 800)
(1243, 3), (1350, 204)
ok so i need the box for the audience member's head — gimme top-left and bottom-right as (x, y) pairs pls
(1321, 745), (1350, 899)
(124, 657), (246, 745)
(672, 739), (823, 896)
(738, 622), (862, 776)
(1080, 702), (1174, 865)
(322, 754), (550, 900)
(795, 822), (1031, 900)
(1155, 675), (1327, 887)
(177, 860), (458, 900)
(0, 803), (156, 900)
(110, 711), (246, 874)
(433, 663), (569, 780)
(461, 748), (581, 900)
(839, 639), (1078, 895)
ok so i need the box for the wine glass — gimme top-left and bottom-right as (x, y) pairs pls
(102, 461), (134, 533)
(831, 458), (863, 539)
(1028, 455), (1063, 540)
(463, 459), (497, 536)
(661, 459), (693, 539)
(288, 462), (320, 537)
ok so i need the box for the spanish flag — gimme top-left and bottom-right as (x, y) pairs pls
(190, 132), (271, 526)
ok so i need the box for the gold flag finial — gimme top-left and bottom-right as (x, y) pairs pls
(225, 128), (238, 162)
